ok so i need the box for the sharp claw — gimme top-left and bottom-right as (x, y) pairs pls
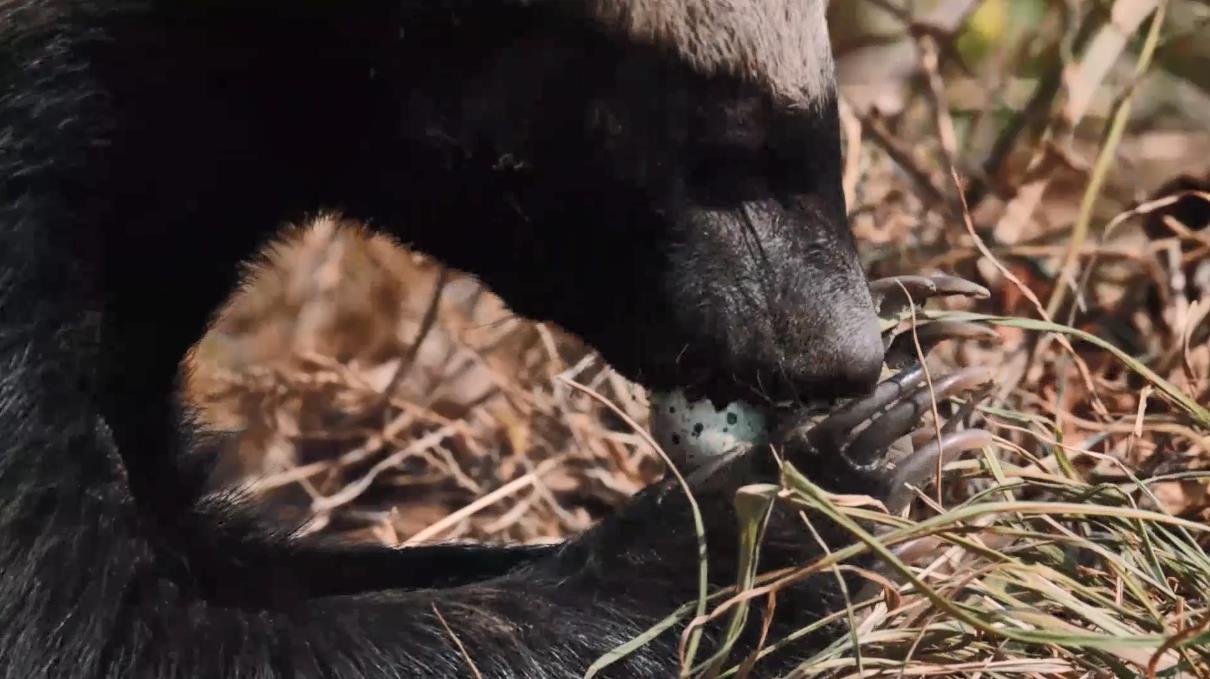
(884, 321), (1001, 369)
(919, 321), (1001, 344)
(924, 275), (991, 300)
(800, 363), (926, 448)
(842, 366), (993, 466)
(885, 429), (996, 514)
(869, 274), (938, 297)
(843, 397), (928, 467)
(871, 274), (991, 323)
(920, 366), (996, 403)
(869, 275), (939, 312)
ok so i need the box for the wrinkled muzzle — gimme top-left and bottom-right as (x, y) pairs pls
(666, 197), (883, 404)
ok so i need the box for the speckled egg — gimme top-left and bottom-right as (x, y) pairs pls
(649, 390), (768, 473)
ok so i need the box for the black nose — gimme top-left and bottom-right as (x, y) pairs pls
(807, 299), (884, 396)
(668, 288), (884, 408)
(765, 279), (884, 401)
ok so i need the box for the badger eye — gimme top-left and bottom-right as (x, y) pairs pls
(686, 144), (769, 205)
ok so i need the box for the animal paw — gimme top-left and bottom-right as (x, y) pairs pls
(773, 274), (999, 511)
(773, 360), (994, 513)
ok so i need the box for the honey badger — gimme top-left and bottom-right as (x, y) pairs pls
(0, 1), (988, 677)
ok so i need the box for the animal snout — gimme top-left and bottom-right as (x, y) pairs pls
(762, 278), (884, 402)
(802, 293), (884, 396)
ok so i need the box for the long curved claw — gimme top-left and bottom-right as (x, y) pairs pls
(884, 321), (1002, 369)
(842, 367), (993, 467)
(777, 364), (995, 489)
(870, 274), (990, 321)
(923, 275), (991, 299)
(771, 272), (998, 518)
(789, 363), (926, 449)
(884, 429), (996, 515)
(869, 275), (941, 309)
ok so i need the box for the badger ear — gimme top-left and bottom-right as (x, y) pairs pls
(584, 0), (836, 106)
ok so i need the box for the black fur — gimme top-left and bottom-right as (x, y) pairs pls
(0, 1), (887, 677)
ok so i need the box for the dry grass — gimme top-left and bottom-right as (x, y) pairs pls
(183, 0), (1210, 675)
(186, 215), (660, 545)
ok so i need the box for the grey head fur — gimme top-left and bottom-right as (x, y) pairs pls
(586, 0), (837, 107)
